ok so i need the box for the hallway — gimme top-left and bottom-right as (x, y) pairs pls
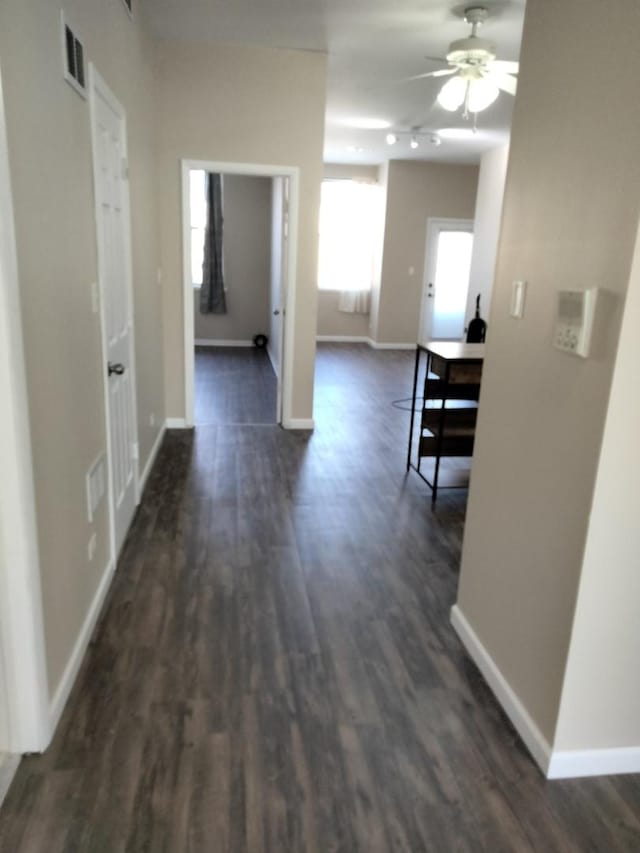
(194, 346), (277, 426)
(1, 344), (639, 851)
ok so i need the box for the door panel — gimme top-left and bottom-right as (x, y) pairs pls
(420, 219), (474, 342)
(91, 71), (137, 557)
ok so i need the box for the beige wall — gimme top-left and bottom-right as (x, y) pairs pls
(463, 145), (509, 331)
(0, 0), (163, 695)
(376, 160), (478, 344)
(553, 218), (640, 752)
(456, 0), (640, 743)
(317, 291), (370, 338)
(194, 175), (271, 342)
(156, 41), (327, 420)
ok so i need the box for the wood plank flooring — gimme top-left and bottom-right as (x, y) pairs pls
(194, 346), (277, 426)
(1, 343), (639, 851)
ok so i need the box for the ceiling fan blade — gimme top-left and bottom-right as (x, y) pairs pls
(490, 72), (518, 95)
(489, 60), (519, 74)
(402, 68), (457, 83)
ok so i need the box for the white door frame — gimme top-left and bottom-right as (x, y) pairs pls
(88, 65), (140, 562)
(181, 159), (300, 427)
(0, 65), (51, 753)
(420, 217), (474, 342)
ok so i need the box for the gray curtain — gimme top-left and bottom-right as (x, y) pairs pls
(199, 173), (227, 314)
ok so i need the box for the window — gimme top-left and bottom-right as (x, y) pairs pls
(317, 180), (382, 291)
(190, 170), (207, 287)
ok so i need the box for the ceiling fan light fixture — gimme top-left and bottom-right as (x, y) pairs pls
(386, 132), (397, 145)
(467, 77), (499, 112)
(437, 75), (468, 111)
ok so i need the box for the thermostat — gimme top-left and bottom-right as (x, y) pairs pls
(554, 288), (599, 358)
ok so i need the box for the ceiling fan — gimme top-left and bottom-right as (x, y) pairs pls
(410, 5), (519, 118)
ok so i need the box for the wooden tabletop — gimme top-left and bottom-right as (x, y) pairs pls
(418, 341), (485, 361)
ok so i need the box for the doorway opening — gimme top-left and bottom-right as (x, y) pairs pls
(182, 161), (298, 428)
(419, 218), (474, 342)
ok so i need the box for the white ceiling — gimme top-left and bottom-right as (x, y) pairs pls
(147, 0), (526, 165)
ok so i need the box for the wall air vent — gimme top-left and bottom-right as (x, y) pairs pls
(61, 11), (86, 99)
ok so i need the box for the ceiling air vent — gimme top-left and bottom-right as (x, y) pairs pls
(61, 11), (86, 98)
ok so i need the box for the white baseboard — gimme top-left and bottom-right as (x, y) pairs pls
(166, 418), (188, 429)
(315, 335), (416, 350)
(266, 344), (279, 378)
(450, 604), (552, 776)
(316, 335), (370, 344)
(367, 339), (416, 350)
(282, 418), (315, 430)
(49, 558), (115, 735)
(0, 753), (20, 808)
(547, 747), (640, 779)
(138, 423), (166, 496)
(194, 338), (253, 347)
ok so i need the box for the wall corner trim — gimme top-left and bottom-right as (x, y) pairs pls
(166, 418), (188, 429)
(547, 747), (640, 780)
(49, 558), (115, 736)
(138, 423), (166, 497)
(282, 418), (315, 430)
(450, 604), (552, 776)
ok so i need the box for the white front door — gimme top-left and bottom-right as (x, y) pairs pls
(90, 68), (138, 557)
(420, 218), (474, 342)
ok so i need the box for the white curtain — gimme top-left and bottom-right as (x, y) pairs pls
(317, 180), (381, 313)
(338, 289), (370, 314)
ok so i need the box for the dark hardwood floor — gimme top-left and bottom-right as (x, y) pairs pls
(194, 346), (277, 426)
(1, 343), (639, 851)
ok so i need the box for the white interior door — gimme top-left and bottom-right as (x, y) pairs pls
(90, 68), (138, 557)
(269, 176), (288, 422)
(420, 218), (474, 342)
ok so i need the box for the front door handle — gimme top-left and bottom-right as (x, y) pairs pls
(108, 362), (125, 376)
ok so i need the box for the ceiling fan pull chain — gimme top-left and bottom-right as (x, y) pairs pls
(463, 81), (471, 120)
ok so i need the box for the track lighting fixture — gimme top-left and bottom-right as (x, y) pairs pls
(384, 130), (442, 150)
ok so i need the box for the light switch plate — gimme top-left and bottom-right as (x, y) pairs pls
(510, 280), (527, 318)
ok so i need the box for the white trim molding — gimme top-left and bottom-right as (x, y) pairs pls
(450, 605), (552, 775)
(138, 424), (166, 497)
(452, 605), (640, 780)
(368, 339), (416, 350)
(547, 747), (640, 780)
(316, 335), (370, 344)
(282, 418), (315, 430)
(194, 338), (254, 347)
(49, 559), (114, 734)
(166, 418), (188, 429)
(316, 335), (417, 350)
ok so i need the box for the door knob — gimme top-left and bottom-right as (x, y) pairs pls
(108, 362), (125, 376)
(273, 309), (280, 316)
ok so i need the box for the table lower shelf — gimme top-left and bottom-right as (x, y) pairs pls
(409, 456), (472, 494)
